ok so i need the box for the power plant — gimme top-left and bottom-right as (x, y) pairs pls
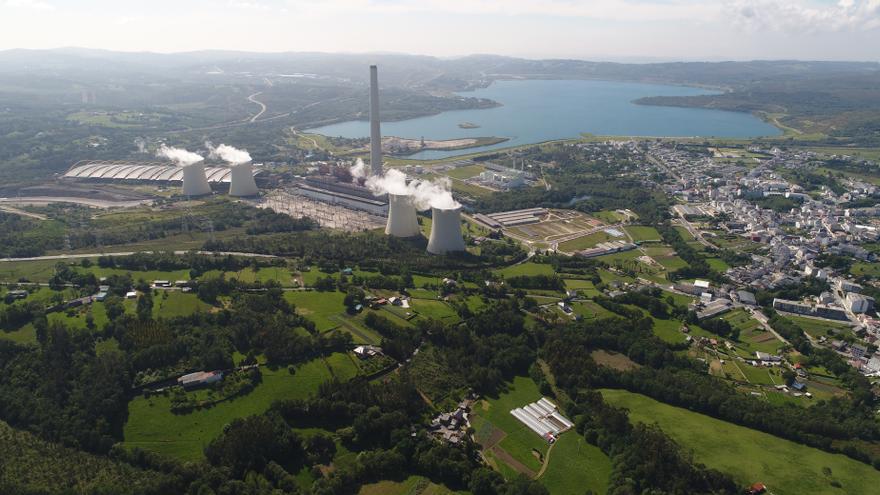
(385, 193), (421, 238)
(427, 207), (466, 255)
(181, 162), (212, 197)
(228, 162), (259, 197)
(369, 65), (383, 176)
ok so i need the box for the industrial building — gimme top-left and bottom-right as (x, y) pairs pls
(509, 397), (573, 443)
(472, 208), (548, 229)
(772, 298), (849, 321)
(577, 240), (636, 258)
(62, 160), (263, 189)
(291, 177), (388, 216)
(229, 162), (259, 197)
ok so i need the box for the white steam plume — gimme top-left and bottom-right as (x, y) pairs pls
(350, 158), (367, 179)
(134, 137), (146, 154)
(366, 168), (460, 210)
(206, 142), (252, 165)
(156, 144), (203, 166)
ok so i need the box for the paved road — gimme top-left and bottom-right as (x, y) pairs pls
(247, 92), (267, 122)
(0, 250), (278, 262)
(0, 196), (151, 209)
(0, 205), (48, 220)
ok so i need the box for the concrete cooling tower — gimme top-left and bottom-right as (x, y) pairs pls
(182, 163), (211, 196)
(385, 194), (420, 238)
(229, 162), (259, 197)
(427, 207), (466, 255)
(369, 65), (383, 176)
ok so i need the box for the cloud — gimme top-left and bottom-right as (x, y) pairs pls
(285, 0), (722, 23)
(2, 0), (53, 10)
(725, 0), (880, 33)
(228, 0), (270, 10)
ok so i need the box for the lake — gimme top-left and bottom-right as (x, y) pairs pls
(308, 79), (781, 160)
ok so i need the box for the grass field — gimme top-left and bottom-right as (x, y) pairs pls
(674, 226), (695, 241)
(284, 291), (346, 332)
(557, 230), (616, 253)
(493, 262), (555, 278)
(0, 259), (64, 282)
(472, 376), (549, 474)
(706, 257), (731, 272)
(624, 226), (662, 242)
(591, 210), (627, 223)
(851, 262), (880, 278)
(358, 475), (463, 495)
(445, 164), (486, 179)
(124, 353), (353, 460)
(601, 389), (880, 495)
(538, 433), (612, 495)
(784, 315), (852, 339)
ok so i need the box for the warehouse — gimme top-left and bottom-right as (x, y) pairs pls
(62, 160), (261, 185)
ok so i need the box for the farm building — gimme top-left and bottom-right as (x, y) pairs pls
(178, 370), (223, 388)
(510, 397), (574, 443)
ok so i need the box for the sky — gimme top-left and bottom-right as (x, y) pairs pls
(0, 0), (878, 61)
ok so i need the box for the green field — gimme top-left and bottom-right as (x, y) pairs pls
(284, 291), (347, 332)
(123, 354), (353, 460)
(624, 226), (661, 242)
(445, 164), (486, 179)
(674, 226), (695, 241)
(493, 262), (555, 278)
(538, 433), (611, 495)
(472, 376), (549, 473)
(591, 210), (627, 223)
(557, 230), (616, 253)
(358, 475), (463, 495)
(601, 389), (880, 495)
(784, 315), (852, 339)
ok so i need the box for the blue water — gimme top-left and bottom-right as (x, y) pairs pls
(309, 79), (781, 160)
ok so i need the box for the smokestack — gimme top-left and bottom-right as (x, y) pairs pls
(229, 162), (259, 197)
(182, 163), (211, 196)
(427, 207), (466, 255)
(386, 194), (421, 238)
(369, 65), (382, 176)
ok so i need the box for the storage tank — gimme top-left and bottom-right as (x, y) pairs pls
(229, 162), (259, 197)
(427, 207), (466, 254)
(181, 163), (211, 196)
(385, 194), (420, 238)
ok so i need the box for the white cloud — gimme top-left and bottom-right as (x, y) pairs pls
(725, 0), (880, 33)
(228, 0), (270, 10)
(285, 0), (722, 23)
(3, 0), (54, 10)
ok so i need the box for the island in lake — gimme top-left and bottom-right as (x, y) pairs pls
(458, 122), (480, 129)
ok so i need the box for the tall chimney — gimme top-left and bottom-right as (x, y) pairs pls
(369, 65), (382, 176)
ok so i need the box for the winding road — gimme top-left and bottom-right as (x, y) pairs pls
(247, 92), (267, 122)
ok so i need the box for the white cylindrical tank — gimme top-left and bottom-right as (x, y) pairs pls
(181, 163), (211, 196)
(229, 162), (259, 197)
(385, 194), (420, 238)
(369, 65), (383, 176)
(427, 207), (466, 255)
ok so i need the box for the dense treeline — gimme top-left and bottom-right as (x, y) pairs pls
(205, 230), (526, 275)
(0, 212), (65, 257)
(504, 274), (565, 291)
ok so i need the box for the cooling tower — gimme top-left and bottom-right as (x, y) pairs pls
(229, 162), (259, 197)
(385, 194), (421, 238)
(369, 65), (383, 176)
(181, 163), (211, 196)
(427, 207), (466, 255)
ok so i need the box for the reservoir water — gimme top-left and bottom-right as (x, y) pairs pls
(308, 79), (781, 160)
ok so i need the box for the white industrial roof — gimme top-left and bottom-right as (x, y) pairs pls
(62, 160), (257, 184)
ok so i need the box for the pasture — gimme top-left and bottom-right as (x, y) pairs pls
(601, 389), (880, 495)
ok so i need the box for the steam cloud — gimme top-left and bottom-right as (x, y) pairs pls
(366, 168), (460, 210)
(134, 137), (147, 154)
(207, 142), (252, 165)
(350, 158), (368, 179)
(156, 144), (203, 166)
